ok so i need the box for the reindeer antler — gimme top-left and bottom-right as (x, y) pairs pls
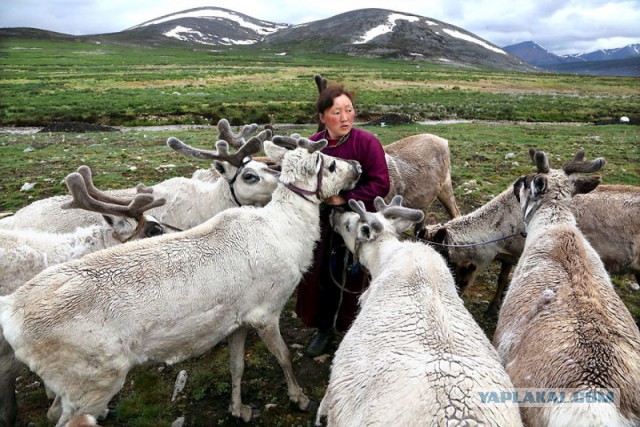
(528, 148), (550, 173)
(315, 74), (328, 94)
(216, 118), (258, 149)
(562, 150), (606, 174)
(167, 135), (262, 167)
(374, 195), (425, 223)
(61, 169), (166, 219)
(272, 134), (301, 150)
(75, 165), (153, 206)
(314, 74), (329, 132)
(528, 148), (605, 175)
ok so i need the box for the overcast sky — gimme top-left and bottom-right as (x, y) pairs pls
(1, 0), (639, 55)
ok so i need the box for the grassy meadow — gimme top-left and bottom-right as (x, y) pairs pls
(1, 38), (639, 127)
(1, 37), (639, 426)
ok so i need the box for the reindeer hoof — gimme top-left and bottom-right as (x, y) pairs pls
(230, 403), (260, 422)
(300, 398), (319, 413)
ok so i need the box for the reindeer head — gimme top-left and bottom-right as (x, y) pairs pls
(60, 166), (170, 241)
(167, 134), (278, 207)
(265, 134), (361, 202)
(330, 195), (424, 253)
(514, 149), (605, 224)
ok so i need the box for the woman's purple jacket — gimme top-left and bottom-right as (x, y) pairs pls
(310, 127), (390, 211)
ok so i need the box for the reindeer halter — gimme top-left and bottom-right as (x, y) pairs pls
(281, 156), (325, 203)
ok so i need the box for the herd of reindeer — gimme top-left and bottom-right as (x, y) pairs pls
(0, 75), (638, 426)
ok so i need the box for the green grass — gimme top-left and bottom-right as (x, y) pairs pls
(1, 122), (638, 212)
(1, 38), (639, 126)
(2, 36), (640, 426)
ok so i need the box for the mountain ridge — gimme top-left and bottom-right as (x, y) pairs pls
(3, 8), (636, 75)
(503, 40), (640, 76)
(0, 7), (536, 72)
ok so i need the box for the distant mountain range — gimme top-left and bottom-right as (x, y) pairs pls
(503, 41), (640, 76)
(0, 7), (535, 72)
(2, 7), (637, 76)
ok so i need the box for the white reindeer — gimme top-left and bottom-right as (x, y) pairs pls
(0, 166), (172, 297)
(494, 150), (640, 427)
(318, 196), (522, 426)
(0, 167), (170, 427)
(0, 132), (277, 233)
(0, 135), (361, 427)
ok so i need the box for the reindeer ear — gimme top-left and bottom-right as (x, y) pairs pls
(571, 175), (601, 195)
(357, 224), (373, 241)
(513, 177), (525, 202)
(433, 226), (448, 244)
(214, 161), (227, 175)
(102, 215), (115, 226)
(531, 175), (547, 197)
(263, 140), (288, 164)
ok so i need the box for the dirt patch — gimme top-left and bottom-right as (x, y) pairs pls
(366, 112), (414, 126)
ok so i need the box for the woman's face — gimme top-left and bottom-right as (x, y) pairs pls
(319, 94), (355, 139)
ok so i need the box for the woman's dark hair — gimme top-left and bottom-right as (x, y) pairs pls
(316, 84), (356, 114)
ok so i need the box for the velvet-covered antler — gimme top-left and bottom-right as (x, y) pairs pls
(61, 167), (166, 219)
(562, 150), (606, 174)
(167, 135), (262, 167)
(216, 118), (259, 149)
(374, 195), (425, 223)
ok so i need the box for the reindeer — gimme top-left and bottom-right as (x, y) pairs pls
(0, 166), (170, 427)
(494, 149), (640, 426)
(0, 136), (361, 426)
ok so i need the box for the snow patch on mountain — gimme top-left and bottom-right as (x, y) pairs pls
(132, 8), (286, 36)
(354, 12), (420, 44)
(163, 26), (254, 45)
(443, 28), (506, 55)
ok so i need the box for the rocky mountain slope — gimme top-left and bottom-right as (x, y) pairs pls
(0, 7), (536, 72)
(504, 41), (640, 76)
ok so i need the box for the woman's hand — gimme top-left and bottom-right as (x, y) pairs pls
(325, 195), (346, 206)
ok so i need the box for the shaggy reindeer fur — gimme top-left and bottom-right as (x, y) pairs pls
(0, 169), (170, 427)
(317, 196), (522, 426)
(0, 136), (360, 426)
(494, 150), (640, 427)
(420, 183), (640, 314)
(0, 132), (277, 234)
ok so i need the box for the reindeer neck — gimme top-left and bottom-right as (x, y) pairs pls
(448, 188), (520, 242)
(56, 226), (114, 260)
(525, 199), (576, 238)
(267, 185), (320, 223)
(357, 236), (403, 278)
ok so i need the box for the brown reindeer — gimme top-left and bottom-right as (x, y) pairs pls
(494, 149), (640, 427)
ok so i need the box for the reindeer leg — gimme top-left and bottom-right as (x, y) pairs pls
(487, 261), (513, 315)
(227, 326), (257, 422)
(255, 317), (315, 412)
(437, 177), (462, 219)
(0, 338), (19, 427)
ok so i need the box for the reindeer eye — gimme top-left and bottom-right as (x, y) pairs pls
(145, 224), (164, 237)
(328, 161), (337, 173)
(242, 171), (260, 184)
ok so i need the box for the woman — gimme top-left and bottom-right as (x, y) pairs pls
(296, 83), (390, 356)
